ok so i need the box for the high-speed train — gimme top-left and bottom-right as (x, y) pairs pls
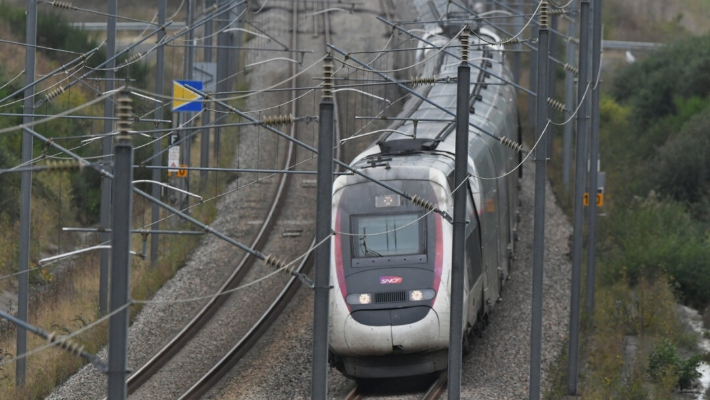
(327, 14), (522, 379)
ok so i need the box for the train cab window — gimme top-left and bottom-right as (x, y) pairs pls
(351, 213), (426, 258)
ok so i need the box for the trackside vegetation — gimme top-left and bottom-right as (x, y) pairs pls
(546, 34), (710, 398)
(0, 5), (240, 399)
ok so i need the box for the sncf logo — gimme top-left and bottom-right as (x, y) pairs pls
(380, 276), (403, 285)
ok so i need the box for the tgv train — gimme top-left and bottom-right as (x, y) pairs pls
(327, 16), (522, 378)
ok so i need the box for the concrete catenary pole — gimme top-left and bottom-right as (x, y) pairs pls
(562, 0), (578, 187)
(107, 90), (134, 400)
(448, 27), (471, 400)
(529, 2), (550, 399)
(16, 0), (37, 385)
(100, 0), (118, 314)
(151, 0), (167, 265)
(568, 0), (591, 395)
(586, 0), (602, 317)
(311, 56), (334, 400)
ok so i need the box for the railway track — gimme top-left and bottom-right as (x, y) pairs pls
(122, 1), (351, 398)
(344, 373), (447, 400)
(174, 1), (351, 398)
(124, 3), (317, 398)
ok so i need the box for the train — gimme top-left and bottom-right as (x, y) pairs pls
(327, 11), (522, 379)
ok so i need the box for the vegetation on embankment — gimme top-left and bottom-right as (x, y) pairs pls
(0, 4), (239, 399)
(545, 34), (710, 398)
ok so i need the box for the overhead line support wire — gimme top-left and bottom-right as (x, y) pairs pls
(0, 43), (103, 106)
(33, 23), (172, 108)
(0, 310), (108, 373)
(34, 0), (244, 108)
(19, 120), (268, 262)
(186, 84), (454, 223)
(327, 43), (526, 155)
(377, 17), (534, 97)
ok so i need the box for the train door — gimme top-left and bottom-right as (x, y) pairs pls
(465, 181), (483, 324)
(475, 151), (500, 308)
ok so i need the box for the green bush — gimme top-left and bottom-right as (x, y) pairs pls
(612, 35), (710, 130)
(599, 196), (710, 309)
(647, 338), (702, 391)
(653, 108), (710, 217)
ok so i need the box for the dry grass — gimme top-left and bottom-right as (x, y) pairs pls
(0, 112), (238, 399)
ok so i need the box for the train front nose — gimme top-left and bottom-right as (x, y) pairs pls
(343, 307), (441, 355)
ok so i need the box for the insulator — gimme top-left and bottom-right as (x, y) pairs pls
(410, 195), (436, 213)
(539, 0), (550, 29)
(46, 160), (81, 171)
(116, 91), (133, 136)
(499, 136), (523, 153)
(568, 36), (579, 46)
(172, 26), (189, 40)
(547, 97), (566, 113)
(47, 332), (85, 357)
(262, 113), (294, 127)
(45, 86), (65, 102)
(52, 1), (72, 9)
(564, 63), (579, 75)
(323, 54), (334, 100)
(549, 8), (566, 16)
(264, 254), (286, 270)
(500, 37), (521, 48)
(124, 52), (143, 65)
(409, 76), (437, 87)
(207, 3), (218, 12)
(459, 28), (470, 62)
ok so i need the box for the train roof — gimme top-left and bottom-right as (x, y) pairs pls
(350, 26), (517, 180)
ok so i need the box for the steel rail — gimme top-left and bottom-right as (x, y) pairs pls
(174, 1), (315, 398)
(177, 1), (346, 397)
(343, 372), (447, 400)
(122, 5), (299, 396)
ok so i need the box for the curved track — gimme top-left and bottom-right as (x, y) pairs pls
(124, 3), (310, 398)
(175, 1), (347, 398)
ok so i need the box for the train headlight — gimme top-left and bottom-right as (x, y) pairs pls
(346, 293), (372, 305)
(409, 289), (435, 302)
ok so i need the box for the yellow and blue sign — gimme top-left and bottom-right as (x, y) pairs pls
(172, 80), (203, 112)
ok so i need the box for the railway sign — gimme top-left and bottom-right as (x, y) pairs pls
(168, 145), (180, 173)
(172, 80), (203, 112)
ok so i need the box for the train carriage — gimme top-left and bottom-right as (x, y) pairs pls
(328, 19), (521, 378)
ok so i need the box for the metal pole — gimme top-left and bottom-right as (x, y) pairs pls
(151, 0), (166, 265)
(100, 0), (118, 314)
(16, 0), (37, 385)
(585, 0), (602, 317)
(529, 4), (550, 399)
(512, 0), (523, 84)
(546, 14), (559, 157)
(568, 0), (590, 395)
(562, 0), (578, 187)
(182, 0), (196, 212)
(311, 58), (334, 400)
(528, 6), (539, 137)
(448, 29), (471, 400)
(215, 0), (229, 159)
(107, 90), (133, 400)
(200, 0), (213, 184)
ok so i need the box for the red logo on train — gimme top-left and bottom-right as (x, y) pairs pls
(380, 276), (403, 284)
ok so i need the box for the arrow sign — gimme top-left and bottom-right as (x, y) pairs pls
(172, 80), (203, 112)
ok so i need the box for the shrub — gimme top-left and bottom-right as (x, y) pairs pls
(653, 108), (710, 217)
(647, 338), (702, 391)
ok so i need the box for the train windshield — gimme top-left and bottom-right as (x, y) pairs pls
(352, 213), (425, 257)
